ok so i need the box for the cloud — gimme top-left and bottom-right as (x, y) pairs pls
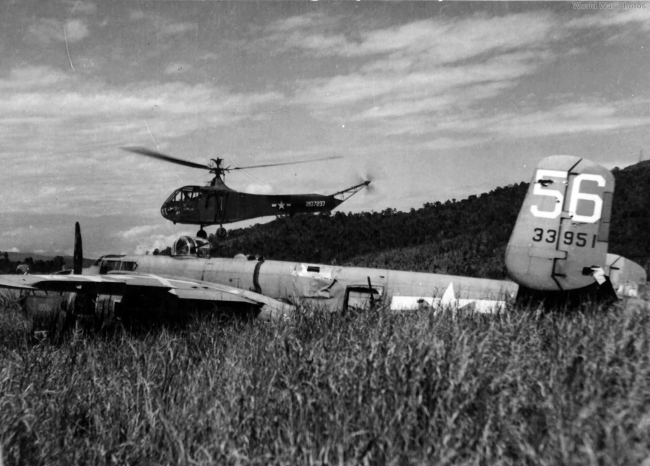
(567, 8), (650, 31)
(62, 0), (97, 15)
(133, 232), (192, 255)
(0, 65), (282, 141)
(129, 10), (198, 38)
(119, 225), (160, 239)
(261, 12), (560, 142)
(26, 18), (89, 45)
(164, 63), (191, 75)
(259, 9), (650, 149)
(65, 19), (89, 41)
(486, 100), (650, 139)
(432, 98), (650, 140)
(0, 66), (71, 90)
(267, 11), (557, 63)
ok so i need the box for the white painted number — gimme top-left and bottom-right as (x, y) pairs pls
(530, 170), (567, 219)
(530, 170), (606, 223)
(568, 174), (605, 223)
(306, 201), (325, 207)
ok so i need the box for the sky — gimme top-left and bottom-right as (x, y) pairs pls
(1, 1), (649, 258)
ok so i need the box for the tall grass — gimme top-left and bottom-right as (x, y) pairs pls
(2, 297), (650, 465)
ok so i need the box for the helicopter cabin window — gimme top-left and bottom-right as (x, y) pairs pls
(181, 189), (201, 201)
(166, 189), (200, 203)
(165, 191), (181, 203)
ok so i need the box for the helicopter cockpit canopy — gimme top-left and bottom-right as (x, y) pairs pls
(164, 186), (203, 204)
(172, 236), (211, 258)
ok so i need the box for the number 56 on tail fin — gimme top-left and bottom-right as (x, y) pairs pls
(505, 156), (614, 291)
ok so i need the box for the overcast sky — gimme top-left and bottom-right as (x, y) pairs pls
(1, 1), (649, 257)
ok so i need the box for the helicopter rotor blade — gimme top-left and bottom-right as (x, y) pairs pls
(227, 155), (343, 171)
(228, 156), (269, 186)
(121, 146), (211, 170)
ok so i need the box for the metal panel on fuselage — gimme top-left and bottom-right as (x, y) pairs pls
(334, 266), (517, 311)
(201, 257), (259, 292)
(254, 260), (518, 312)
(129, 255), (260, 293)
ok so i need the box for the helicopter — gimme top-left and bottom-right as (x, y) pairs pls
(122, 147), (371, 239)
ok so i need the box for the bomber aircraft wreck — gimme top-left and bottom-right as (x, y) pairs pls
(0, 155), (645, 334)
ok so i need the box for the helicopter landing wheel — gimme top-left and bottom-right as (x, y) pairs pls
(216, 227), (228, 238)
(196, 228), (207, 239)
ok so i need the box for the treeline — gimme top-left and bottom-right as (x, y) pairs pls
(608, 162), (650, 265)
(208, 159), (650, 279)
(215, 183), (529, 279)
(0, 253), (67, 274)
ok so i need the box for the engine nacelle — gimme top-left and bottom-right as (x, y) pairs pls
(95, 294), (122, 329)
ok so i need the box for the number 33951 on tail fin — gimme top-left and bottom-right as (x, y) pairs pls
(505, 156), (614, 292)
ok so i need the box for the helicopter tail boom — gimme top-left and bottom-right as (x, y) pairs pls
(331, 180), (371, 202)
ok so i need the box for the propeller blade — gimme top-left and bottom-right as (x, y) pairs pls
(73, 222), (83, 275)
(121, 146), (210, 170)
(229, 155), (343, 171)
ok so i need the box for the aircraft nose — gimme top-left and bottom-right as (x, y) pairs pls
(161, 203), (173, 219)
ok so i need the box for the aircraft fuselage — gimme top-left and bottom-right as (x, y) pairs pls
(93, 253), (518, 313)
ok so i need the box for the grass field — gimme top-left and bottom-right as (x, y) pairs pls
(2, 293), (650, 465)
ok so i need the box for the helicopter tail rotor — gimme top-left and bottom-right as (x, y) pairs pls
(360, 174), (375, 194)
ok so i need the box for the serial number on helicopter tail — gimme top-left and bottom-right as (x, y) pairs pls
(306, 201), (326, 207)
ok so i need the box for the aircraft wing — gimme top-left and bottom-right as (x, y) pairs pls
(0, 273), (294, 321)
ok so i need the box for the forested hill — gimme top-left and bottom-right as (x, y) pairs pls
(213, 160), (650, 279)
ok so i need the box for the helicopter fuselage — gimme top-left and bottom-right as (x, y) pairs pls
(161, 185), (345, 226)
(121, 147), (366, 230)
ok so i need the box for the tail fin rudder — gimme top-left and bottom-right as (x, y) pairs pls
(505, 156), (614, 291)
(606, 254), (647, 298)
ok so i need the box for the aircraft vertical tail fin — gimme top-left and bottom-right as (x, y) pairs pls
(505, 156), (614, 291)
